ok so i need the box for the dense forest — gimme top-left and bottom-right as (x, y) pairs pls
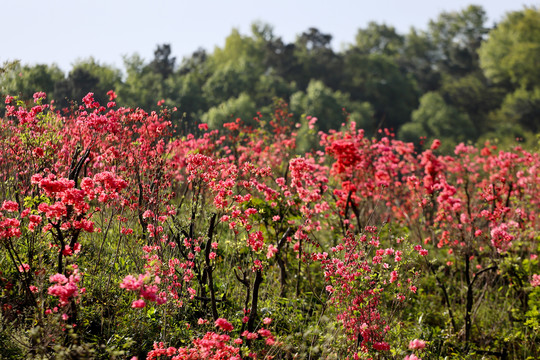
(1, 5), (539, 151)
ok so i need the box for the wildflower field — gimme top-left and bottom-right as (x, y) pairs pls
(0, 92), (539, 359)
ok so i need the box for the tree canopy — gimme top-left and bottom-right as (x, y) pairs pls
(1, 5), (538, 150)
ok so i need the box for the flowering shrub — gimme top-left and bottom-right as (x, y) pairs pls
(0, 92), (538, 359)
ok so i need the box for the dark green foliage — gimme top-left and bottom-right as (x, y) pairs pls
(1, 5), (538, 150)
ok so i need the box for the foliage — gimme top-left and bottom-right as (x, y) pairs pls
(201, 93), (257, 129)
(478, 8), (540, 136)
(2, 5), (539, 149)
(290, 80), (373, 134)
(479, 8), (540, 89)
(399, 92), (476, 151)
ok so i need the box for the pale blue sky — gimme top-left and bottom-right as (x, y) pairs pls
(1, 0), (536, 72)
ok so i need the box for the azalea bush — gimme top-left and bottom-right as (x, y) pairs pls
(0, 92), (539, 359)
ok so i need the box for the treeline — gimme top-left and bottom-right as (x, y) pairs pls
(1, 5), (539, 150)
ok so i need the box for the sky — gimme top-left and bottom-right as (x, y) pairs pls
(1, 0), (537, 73)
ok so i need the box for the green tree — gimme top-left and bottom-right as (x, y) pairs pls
(399, 28), (441, 92)
(166, 48), (211, 131)
(178, 48), (207, 76)
(355, 22), (404, 57)
(395, 5), (494, 144)
(0, 62), (64, 102)
(197, 24), (299, 122)
(439, 72), (506, 134)
(497, 86), (540, 133)
(253, 23), (301, 86)
(54, 67), (98, 108)
(211, 28), (265, 71)
(290, 79), (373, 134)
(168, 71), (208, 129)
(399, 92), (476, 151)
(479, 8), (540, 89)
(428, 5), (489, 76)
(201, 61), (259, 108)
(479, 8), (540, 134)
(54, 58), (122, 108)
(293, 27), (343, 90)
(149, 44), (176, 79)
(117, 54), (166, 111)
(201, 27), (270, 108)
(253, 73), (296, 113)
(201, 93), (257, 129)
(341, 51), (419, 130)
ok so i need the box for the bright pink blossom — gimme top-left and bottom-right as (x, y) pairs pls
(2, 201), (18, 212)
(531, 274), (540, 287)
(215, 318), (234, 332)
(132, 299), (146, 308)
(404, 355), (421, 360)
(409, 339), (426, 350)
(18, 263), (30, 272)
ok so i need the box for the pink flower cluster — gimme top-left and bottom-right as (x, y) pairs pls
(147, 334), (241, 360)
(490, 222), (516, 253)
(409, 339), (426, 350)
(2, 200), (19, 212)
(120, 273), (167, 308)
(318, 231), (418, 354)
(146, 321), (277, 360)
(0, 216), (21, 239)
(48, 268), (83, 306)
(404, 355), (421, 360)
(404, 339), (426, 360)
(214, 318), (233, 332)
